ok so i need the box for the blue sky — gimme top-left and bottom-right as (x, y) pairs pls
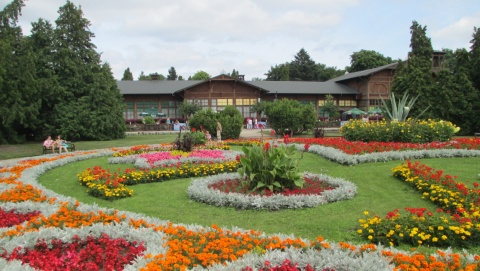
(5, 0), (480, 80)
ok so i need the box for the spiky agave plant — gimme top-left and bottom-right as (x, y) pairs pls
(380, 91), (429, 122)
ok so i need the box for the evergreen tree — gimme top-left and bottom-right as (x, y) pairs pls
(289, 48), (317, 81)
(49, 1), (125, 140)
(470, 27), (480, 90)
(0, 0), (41, 143)
(121, 67), (133, 80)
(167, 66), (177, 80)
(29, 18), (63, 139)
(138, 71), (149, 80)
(435, 49), (479, 135)
(391, 21), (434, 118)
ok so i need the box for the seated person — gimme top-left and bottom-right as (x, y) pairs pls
(54, 135), (69, 153)
(43, 135), (55, 153)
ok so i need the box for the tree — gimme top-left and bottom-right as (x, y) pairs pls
(435, 49), (480, 135)
(190, 70), (211, 80)
(251, 100), (267, 118)
(49, 1), (126, 140)
(167, 66), (177, 80)
(0, 0), (41, 143)
(265, 98), (316, 135)
(179, 101), (202, 120)
(121, 67), (133, 80)
(289, 48), (317, 81)
(265, 63), (290, 81)
(188, 108), (217, 136)
(470, 27), (480, 90)
(138, 71), (149, 80)
(229, 69), (239, 78)
(29, 18), (63, 138)
(347, 50), (394, 73)
(391, 21), (434, 118)
(320, 94), (339, 119)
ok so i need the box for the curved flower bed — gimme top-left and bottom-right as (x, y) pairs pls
(187, 172), (357, 210)
(0, 147), (479, 270)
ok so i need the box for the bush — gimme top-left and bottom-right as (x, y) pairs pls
(142, 116), (155, 124)
(188, 109), (217, 135)
(340, 119), (458, 143)
(217, 105), (243, 139)
(190, 131), (206, 145)
(265, 98), (316, 135)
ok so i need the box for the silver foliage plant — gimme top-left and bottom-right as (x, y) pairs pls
(187, 172), (357, 210)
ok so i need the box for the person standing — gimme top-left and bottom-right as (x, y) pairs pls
(216, 121), (222, 142)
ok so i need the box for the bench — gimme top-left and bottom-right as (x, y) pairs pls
(43, 142), (75, 154)
(475, 133), (480, 138)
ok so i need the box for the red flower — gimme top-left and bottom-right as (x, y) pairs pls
(270, 129), (275, 136)
(263, 142), (271, 151)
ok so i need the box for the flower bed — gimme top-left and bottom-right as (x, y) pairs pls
(358, 160), (480, 247)
(187, 172), (357, 210)
(288, 138), (480, 165)
(0, 147), (479, 270)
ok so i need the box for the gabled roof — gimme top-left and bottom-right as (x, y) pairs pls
(248, 81), (359, 95)
(117, 75), (360, 95)
(328, 62), (397, 82)
(118, 80), (201, 94)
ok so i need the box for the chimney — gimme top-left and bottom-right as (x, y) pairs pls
(237, 75), (245, 81)
(150, 73), (160, 80)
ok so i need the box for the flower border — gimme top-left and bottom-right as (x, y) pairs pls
(187, 172), (357, 210)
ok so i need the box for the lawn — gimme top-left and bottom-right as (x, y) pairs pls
(37, 143), (480, 255)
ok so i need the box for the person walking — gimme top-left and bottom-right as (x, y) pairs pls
(216, 121), (222, 142)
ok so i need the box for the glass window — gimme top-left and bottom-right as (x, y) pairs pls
(124, 101), (134, 120)
(318, 100), (325, 106)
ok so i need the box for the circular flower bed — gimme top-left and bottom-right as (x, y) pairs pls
(187, 172), (357, 210)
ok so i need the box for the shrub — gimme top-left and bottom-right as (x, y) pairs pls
(217, 105), (243, 139)
(340, 119), (457, 143)
(188, 109), (217, 135)
(142, 116), (155, 124)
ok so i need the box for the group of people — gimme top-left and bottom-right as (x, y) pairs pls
(246, 118), (258, 129)
(43, 135), (69, 153)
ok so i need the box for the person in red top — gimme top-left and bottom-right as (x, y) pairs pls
(43, 135), (55, 153)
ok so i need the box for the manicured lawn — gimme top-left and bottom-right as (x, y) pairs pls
(0, 133), (178, 160)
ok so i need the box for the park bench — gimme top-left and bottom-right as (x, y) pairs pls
(43, 142), (75, 154)
(475, 132), (480, 138)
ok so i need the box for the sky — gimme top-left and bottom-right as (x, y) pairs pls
(4, 0), (480, 80)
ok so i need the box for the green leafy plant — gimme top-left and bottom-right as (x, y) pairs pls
(142, 116), (156, 124)
(237, 143), (304, 192)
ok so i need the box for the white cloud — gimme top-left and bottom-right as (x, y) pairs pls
(2, 0), (479, 80)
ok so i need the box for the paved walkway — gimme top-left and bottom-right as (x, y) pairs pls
(126, 128), (274, 139)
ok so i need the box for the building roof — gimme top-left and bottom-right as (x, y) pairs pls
(118, 78), (360, 96)
(248, 81), (359, 95)
(328, 62), (397, 82)
(118, 80), (201, 94)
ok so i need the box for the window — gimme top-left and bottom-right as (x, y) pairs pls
(137, 101), (158, 117)
(339, 100), (357, 107)
(369, 99), (382, 106)
(160, 100), (178, 118)
(318, 100), (326, 106)
(124, 101), (134, 120)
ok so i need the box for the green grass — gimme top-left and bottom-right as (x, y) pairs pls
(37, 146), (480, 250)
(0, 134), (178, 160)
